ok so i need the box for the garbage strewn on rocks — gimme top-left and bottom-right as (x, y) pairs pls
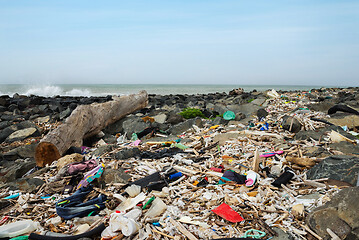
(1, 87), (359, 239)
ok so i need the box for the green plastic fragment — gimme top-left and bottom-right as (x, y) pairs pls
(10, 236), (29, 240)
(172, 143), (188, 149)
(243, 229), (266, 239)
(142, 196), (155, 210)
(223, 111), (235, 120)
(131, 133), (138, 141)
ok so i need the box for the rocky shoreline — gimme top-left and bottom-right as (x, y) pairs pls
(1, 87), (359, 239)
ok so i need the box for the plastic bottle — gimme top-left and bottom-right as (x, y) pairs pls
(144, 198), (167, 218)
(0, 220), (39, 238)
(101, 208), (141, 238)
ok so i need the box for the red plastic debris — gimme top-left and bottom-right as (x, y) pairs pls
(0, 216), (9, 226)
(212, 203), (244, 223)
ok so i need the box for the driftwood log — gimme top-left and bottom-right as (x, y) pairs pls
(35, 91), (148, 167)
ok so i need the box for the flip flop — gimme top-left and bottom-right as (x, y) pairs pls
(245, 170), (257, 187)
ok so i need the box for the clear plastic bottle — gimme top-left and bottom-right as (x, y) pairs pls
(0, 220), (39, 238)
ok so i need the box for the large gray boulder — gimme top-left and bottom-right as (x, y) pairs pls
(307, 187), (359, 239)
(236, 103), (261, 117)
(281, 115), (302, 133)
(306, 155), (359, 185)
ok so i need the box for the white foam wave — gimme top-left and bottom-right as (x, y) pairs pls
(23, 85), (92, 97)
(65, 88), (92, 96)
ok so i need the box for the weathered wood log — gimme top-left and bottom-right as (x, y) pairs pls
(286, 156), (316, 168)
(35, 91), (148, 167)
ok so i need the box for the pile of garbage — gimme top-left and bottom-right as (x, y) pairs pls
(1, 88), (359, 239)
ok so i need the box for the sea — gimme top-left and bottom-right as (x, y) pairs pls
(0, 84), (334, 97)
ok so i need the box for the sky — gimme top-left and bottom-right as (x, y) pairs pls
(0, 0), (358, 86)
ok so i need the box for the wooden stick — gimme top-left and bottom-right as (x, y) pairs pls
(169, 218), (198, 240)
(169, 175), (186, 186)
(302, 180), (326, 188)
(252, 148), (260, 172)
(300, 223), (322, 240)
(326, 228), (340, 240)
(281, 184), (298, 196)
(152, 228), (175, 239)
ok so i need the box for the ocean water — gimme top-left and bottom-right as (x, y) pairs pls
(0, 84), (327, 97)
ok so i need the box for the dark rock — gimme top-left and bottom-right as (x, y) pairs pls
(328, 104), (359, 115)
(211, 116), (228, 125)
(307, 102), (336, 113)
(305, 146), (329, 158)
(166, 111), (185, 125)
(0, 159), (36, 183)
(103, 134), (117, 144)
(0, 125), (18, 143)
(169, 117), (203, 135)
(100, 168), (131, 185)
(5, 127), (40, 143)
(17, 98), (31, 110)
(3, 143), (37, 160)
(122, 117), (151, 139)
(307, 207), (351, 239)
(281, 115), (302, 133)
(49, 104), (60, 112)
(38, 104), (48, 112)
(104, 118), (126, 135)
(271, 227), (294, 240)
(0, 96), (9, 106)
(295, 125), (355, 141)
(91, 144), (114, 157)
(257, 108), (268, 120)
(69, 102), (78, 110)
(13, 177), (45, 192)
(212, 103), (229, 115)
(0, 106), (6, 112)
(114, 148), (140, 160)
(17, 120), (38, 129)
(229, 88), (244, 95)
(12, 93), (20, 99)
(307, 187), (359, 239)
(29, 96), (44, 105)
(8, 104), (18, 112)
(307, 155), (359, 185)
(235, 112), (246, 121)
(0, 121), (10, 130)
(0, 114), (16, 122)
(329, 141), (359, 155)
(59, 107), (72, 120)
(324, 113), (359, 129)
(236, 103), (261, 117)
(295, 129), (323, 141)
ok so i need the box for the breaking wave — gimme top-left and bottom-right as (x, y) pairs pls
(1, 85), (94, 97)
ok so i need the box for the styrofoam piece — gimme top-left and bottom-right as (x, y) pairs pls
(125, 184), (141, 197)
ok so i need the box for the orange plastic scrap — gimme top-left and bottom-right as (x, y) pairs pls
(210, 125), (220, 130)
(141, 116), (155, 123)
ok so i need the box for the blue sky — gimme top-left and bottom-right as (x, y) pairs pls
(0, 0), (358, 86)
